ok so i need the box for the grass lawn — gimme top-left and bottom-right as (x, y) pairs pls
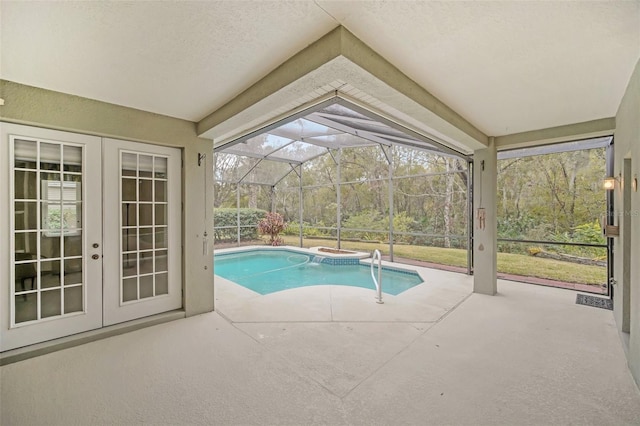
(278, 236), (606, 286)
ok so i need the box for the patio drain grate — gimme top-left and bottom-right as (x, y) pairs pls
(576, 294), (613, 310)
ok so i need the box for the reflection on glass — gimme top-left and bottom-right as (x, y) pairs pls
(154, 181), (166, 202)
(122, 254), (138, 277)
(41, 233), (61, 259)
(122, 203), (137, 227)
(156, 273), (169, 295)
(154, 157), (167, 179)
(64, 259), (83, 285)
(41, 260), (61, 288)
(122, 178), (136, 201)
(139, 227), (153, 250)
(62, 203), (81, 230)
(40, 143), (61, 171)
(41, 202), (61, 230)
(14, 171), (37, 199)
(14, 139), (37, 169)
(14, 260), (37, 293)
(64, 286), (83, 313)
(15, 293), (38, 323)
(155, 250), (168, 272)
(140, 275), (154, 299)
(139, 180), (152, 202)
(154, 204), (166, 225)
(122, 153), (137, 177)
(140, 251), (154, 274)
(155, 227), (167, 249)
(139, 155), (153, 178)
(64, 233), (82, 257)
(122, 228), (137, 252)
(41, 289), (61, 318)
(63, 146), (82, 172)
(15, 233), (37, 258)
(123, 278), (137, 302)
(139, 204), (153, 226)
(15, 202), (37, 230)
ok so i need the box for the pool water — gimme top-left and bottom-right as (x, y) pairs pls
(214, 249), (423, 295)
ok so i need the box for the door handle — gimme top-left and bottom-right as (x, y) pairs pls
(92, 254), (100, 260)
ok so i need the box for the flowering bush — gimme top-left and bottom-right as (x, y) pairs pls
(257, 212), (286, 246)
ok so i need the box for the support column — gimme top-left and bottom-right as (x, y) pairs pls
(473, 138), (497, 295)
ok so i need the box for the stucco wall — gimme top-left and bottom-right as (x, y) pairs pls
(613, 58), (640, 387)
(0, 80), (215, 318)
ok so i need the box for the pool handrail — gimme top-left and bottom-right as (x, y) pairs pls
(371, 250), (384, 304)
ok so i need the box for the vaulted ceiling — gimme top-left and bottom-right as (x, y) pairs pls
(2, 1), (638, 152)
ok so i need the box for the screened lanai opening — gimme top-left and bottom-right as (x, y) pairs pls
(213, 98), (472, 272)
(496, 136), (613, 294)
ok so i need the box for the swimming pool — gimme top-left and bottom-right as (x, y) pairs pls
(213, 248), (423, 295)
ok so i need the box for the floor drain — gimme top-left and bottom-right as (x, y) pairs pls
(576, 294), (613, 310)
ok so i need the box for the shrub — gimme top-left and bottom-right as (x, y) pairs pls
(258, 212), (287, 246)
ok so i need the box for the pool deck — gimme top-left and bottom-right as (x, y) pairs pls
(2, 264), (639, 424)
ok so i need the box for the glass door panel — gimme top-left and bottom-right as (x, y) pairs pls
(1, 123), (102, 352)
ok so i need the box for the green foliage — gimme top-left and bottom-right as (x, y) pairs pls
(213, 208), (267, 242)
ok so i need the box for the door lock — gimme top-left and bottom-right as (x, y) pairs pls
(92, 254), (100, 260)
(93, 243), (99, 248)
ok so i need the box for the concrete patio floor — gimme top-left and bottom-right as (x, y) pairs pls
(2, 267), (639, 425)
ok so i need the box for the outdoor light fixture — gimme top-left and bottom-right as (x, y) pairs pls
(603, 176), (618, 190)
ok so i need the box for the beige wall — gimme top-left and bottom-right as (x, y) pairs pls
(613, 58), (640, 387)
(0, 80), (215, 317)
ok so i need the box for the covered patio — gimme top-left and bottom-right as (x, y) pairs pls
(2, 275), (639, 424)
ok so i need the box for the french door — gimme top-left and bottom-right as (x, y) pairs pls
(1, 124), (182, 352)
(102, 139), (182, 325)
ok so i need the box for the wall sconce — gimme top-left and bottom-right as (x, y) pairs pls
(603, 176), (619, 190)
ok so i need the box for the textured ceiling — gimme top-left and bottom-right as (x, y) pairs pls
(1, 1), (639, 138)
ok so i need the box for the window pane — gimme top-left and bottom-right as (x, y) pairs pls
(62, 203), (82, 230)
(155, 227), (167, 249)
(140, 251), (154, 275)
(139, 179), (152, 202)
(15, 293), (38, 323)
(41, 202), (61, 231)
(122, 228), (137, 252)
(63, 145), (82, 172)
(14, 139), (37, 169)
(41, 260), (61, 288)
(139, 228), (153, 250)
(139, 204), (153, 226)
(122, 153), (137, 177)
(154, 157), (167, 179)
(14, 171), (37, 199)
(122, 203), (137, 227)
(155, 250), (167, 272)
(15, 233), (37, 257)
(123, 278), (137, 302)
(15, 202), (37, 230)
(154, 181), (166, 202)
(140, 275), (154, 299)
(122, 178), (136, 201)
(64, 259), (83, 285)
(64, 233), (82, 257)
(122, 254), (138, 277)
(41, 233), (61, 259)
(40, 143), (61, 171)
(64, 286), (83, 313)
(155, 273), (168, 295)
(154, 204), (166, 225)
(14, 261), (37, 293)
(139, 155), (153, 178)
(41, 289), (61, 318)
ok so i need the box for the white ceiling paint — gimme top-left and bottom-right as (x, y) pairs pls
(1, 1), (639, 137)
